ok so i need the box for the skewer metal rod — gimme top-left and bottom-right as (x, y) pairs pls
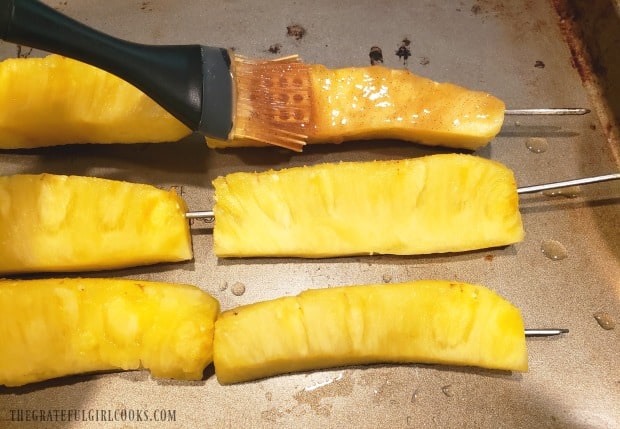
(505, 108), (590, 115)
(517, 173), (620, 195)
(185, 211), (214, 220)
(525, 328), (569, 337)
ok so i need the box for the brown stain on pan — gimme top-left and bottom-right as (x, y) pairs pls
(369, 46), (384, 65)
(550, 0), (593, 83)
(268, 43), (282, 54)
(469, 0), (550, 39)
(287, 24), (306, 41)
(470, 0), (535, 18)
(550, 0), (620, 165)
(15, 45), (32, 58)
(396, 38), (411, 66)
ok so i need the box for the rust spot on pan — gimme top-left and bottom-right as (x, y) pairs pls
(16, 45), (32, 58)
(550, 0), (620, 166)
(287, 24), (306, 41)
(396, 38), (411, 66)
(550, 0), (593, 83)
(268, 43), (282, 54)
(369, 46), (384, 65)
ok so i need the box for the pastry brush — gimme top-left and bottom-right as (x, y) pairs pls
(0, 0), (309, 150)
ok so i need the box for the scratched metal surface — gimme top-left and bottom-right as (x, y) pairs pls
(0, 1), (618, 428)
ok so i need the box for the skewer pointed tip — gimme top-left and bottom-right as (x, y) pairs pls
(505, 108), (590, 116)
(525, 328), (569, 337)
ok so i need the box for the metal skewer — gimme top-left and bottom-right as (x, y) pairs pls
(517, 173), (620, 195)
(186, 173), (619, 220)
(186, 210), (214, 220)
(525, 328), (569, 337)
(505, 108), (590, 116)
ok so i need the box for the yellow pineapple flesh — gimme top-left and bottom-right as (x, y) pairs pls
(214, 280), (527, 384)
(208, 63), (505, 150)
(0, 174), (192, 275)
(308, 65), (504, 148)
(0, 278), (220, 387)
(213, 154), (524, 258)
(0, 55), (190, 149)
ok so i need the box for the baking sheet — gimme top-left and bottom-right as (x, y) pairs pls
(0, 0), (619, 427)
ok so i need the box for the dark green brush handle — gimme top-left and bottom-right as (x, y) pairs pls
(0, 0), (233, 139)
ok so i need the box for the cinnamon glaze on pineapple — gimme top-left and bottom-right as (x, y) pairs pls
(306, 65), (505, 148)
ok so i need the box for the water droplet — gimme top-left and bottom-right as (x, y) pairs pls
(304, 372), (344, 392)
(231, 282), (246, 296)
(525, 137), (548, 153)
(219, 281), (228, 291)
(441, 385), (454, 397)
(410, 389), (419, 403)
(542, 185), (581, 198)
(594, 311), (615, 330)
(541, 240), (568, 261)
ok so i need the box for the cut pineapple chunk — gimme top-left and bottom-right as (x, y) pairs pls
(209, 64), (505, 150)
(214, 280), (527, 384)
(0, 55), (190, 148)
(0, 174), (192, 274)
(0, 278), (220, 387)
(213, 154), (524, 258)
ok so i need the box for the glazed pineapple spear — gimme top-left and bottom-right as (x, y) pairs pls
(0, 1), (589, 151)
(0, 54), (590, 152)
(1, 154), (617, 275)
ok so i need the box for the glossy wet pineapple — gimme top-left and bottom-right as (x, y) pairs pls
(212, 63), (505, 150)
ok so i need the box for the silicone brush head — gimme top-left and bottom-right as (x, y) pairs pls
(231, 55), (312, 151)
